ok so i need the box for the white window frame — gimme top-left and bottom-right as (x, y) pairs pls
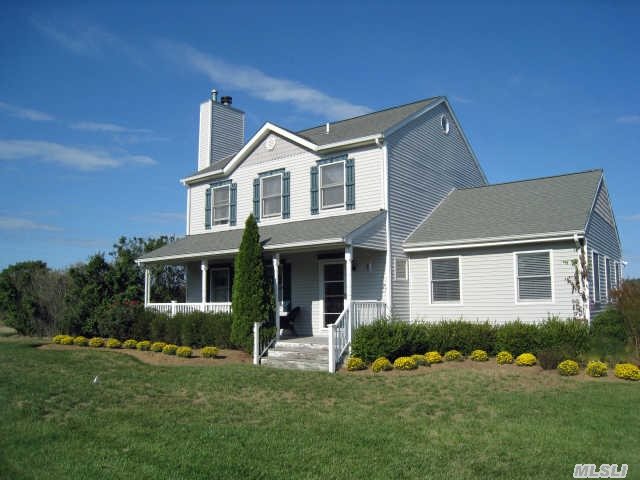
(394, 257), (409, 281)
(319, 161), (345, 210)
(429, 255), (462, 305)
(513, 249), (554, 305)
(212, 185), (230, 225)
(260, 173), (282, 218)
(592, 250), (601, 304)
(614, 261), (622, 288)
(209, 267), (230, 303)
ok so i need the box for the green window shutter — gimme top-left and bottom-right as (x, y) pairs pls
(204, 187), (212, 229)
(310, 166), (319, 215)
(253, 178), (260, 220)
(282, 171), (290, 219)
(229, 183), (237, 226)
(346, 158), (355, 210)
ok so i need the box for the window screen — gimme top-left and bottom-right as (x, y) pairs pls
(517, 252), (551, 301)
(431, 258), (460, 302)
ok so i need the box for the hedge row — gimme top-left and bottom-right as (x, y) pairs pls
(352, 317), (590, 362)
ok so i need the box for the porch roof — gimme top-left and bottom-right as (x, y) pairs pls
(138, 210), (385, 264)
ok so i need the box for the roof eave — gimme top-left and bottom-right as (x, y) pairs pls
(404, 231), (585, 252)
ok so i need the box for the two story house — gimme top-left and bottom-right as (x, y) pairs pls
(138, 91), (622, 371)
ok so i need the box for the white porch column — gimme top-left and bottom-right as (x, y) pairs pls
(144, 268), (151, 306)
(345, 246), (353, 304)
(200, 260), (208, 306)
(272, 254), (280, 338)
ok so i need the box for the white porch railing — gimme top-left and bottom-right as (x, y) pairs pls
(146, 302), (232, 316)
(328, 304), (350, 373)
(351, 300), (388, 329)
(253, 322), (277, 365)
(328, 300), (387, 373)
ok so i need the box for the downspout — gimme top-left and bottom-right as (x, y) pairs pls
(381, 139), (393, 313)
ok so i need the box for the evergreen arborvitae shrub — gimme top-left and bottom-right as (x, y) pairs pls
(231, 215), (270, 351)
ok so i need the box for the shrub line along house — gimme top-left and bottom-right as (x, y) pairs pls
(138, 91), (623, 372)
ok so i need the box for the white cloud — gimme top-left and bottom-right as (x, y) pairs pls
(0, 216), (62, 232)
(157, 41), (371, 120)
(623, 214), (640, 221)
(70, 121), (152, 134)
(0, 140), (155, 170)
(0, 101), (54, 121)
(616, 115), (640, 125)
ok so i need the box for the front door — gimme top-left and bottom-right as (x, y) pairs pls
(322, 262), (345, 327)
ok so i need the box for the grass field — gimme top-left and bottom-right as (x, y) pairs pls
(1, 339), (639, 479)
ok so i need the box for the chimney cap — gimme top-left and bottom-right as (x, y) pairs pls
(220, 96), (232, 106)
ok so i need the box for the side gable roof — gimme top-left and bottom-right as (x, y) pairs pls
(405, 169), (603, 249)
(182, 97), (444, 184)
(297, 97), (441, 145)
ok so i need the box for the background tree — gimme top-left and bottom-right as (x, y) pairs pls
(231, 215), (271, 351)
(611, 280), (640, 357)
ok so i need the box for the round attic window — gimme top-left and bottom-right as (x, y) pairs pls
(441, 115), (450, 135)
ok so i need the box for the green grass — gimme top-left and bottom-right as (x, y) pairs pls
(1, 340), (639, 479)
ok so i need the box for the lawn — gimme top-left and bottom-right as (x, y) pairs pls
(1, 339), (638, 479)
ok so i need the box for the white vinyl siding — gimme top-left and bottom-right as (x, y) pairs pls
(188, 137), (383, 235)
(430, 257), (461, 303)
(516, 251), (552, 302)
(605, 257), (613, 298)
(261, 174), (282, 218)
(320, 161), (345, 209)
(386, 101), (486, 319)
(409, 242), (577, 324)
(212, 185), (230, 225)
(592, 251), (602, 303)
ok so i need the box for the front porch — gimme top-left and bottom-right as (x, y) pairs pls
(137, 210), (389, 371)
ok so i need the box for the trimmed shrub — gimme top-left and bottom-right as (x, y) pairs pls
(589, 309), (628, 358)
(515, 353), (537, 366)
(136, 340), (151, 351)
(201, 346), (219, 358)
(372, 357), (393, 373)
(425, 351), (443, 364)
(53, 334), (67, 344)
(150, 314), (167, 344)
(496, 351), (513, 365)
(426, 320), (497, 355)
(96, 301), (143, 339)
(73, 336), (88, 346)
(60, 335), (74, 345)
(411, 354), (428, 366)
(538, 317), (590, 358)
(470, 349), (488, 362)
(200, 312), (233, 348)
(176, 346), (192, 358)
(586, 361), (608, 377)
(444, 350), (463, 361)
(88, 337), (104, 348)
(495, 321), (540, 355)
(537, 347), (572, 370)
(123, 339), (137, 349)
(105, 338), (121, 349)
(352, 318), (425, 362)
(163, 316), (181, 345)
(346, 357), (367, 371)
(393, 356), (418, 370)
(162, 344), (178, 355)
(557, 359), (579, 376)
(150, 341), (166, 353)
(614, 363), (640, 381)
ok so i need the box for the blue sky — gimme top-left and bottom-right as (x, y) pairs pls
(1, 1), (639, 276)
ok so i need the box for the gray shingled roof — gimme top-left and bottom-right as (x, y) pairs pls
(185, 97), (442, 178)
(405, 170), (603, 247)
(296, 97), (441, 145)
(139, 210), (384, 262)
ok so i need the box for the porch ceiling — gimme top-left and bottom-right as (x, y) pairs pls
(138, 210), (385, 264)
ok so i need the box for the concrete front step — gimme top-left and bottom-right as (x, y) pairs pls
(261, 357), (328, 371)
(268, 348), (329, 360)
(271, 341), (328, 352)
